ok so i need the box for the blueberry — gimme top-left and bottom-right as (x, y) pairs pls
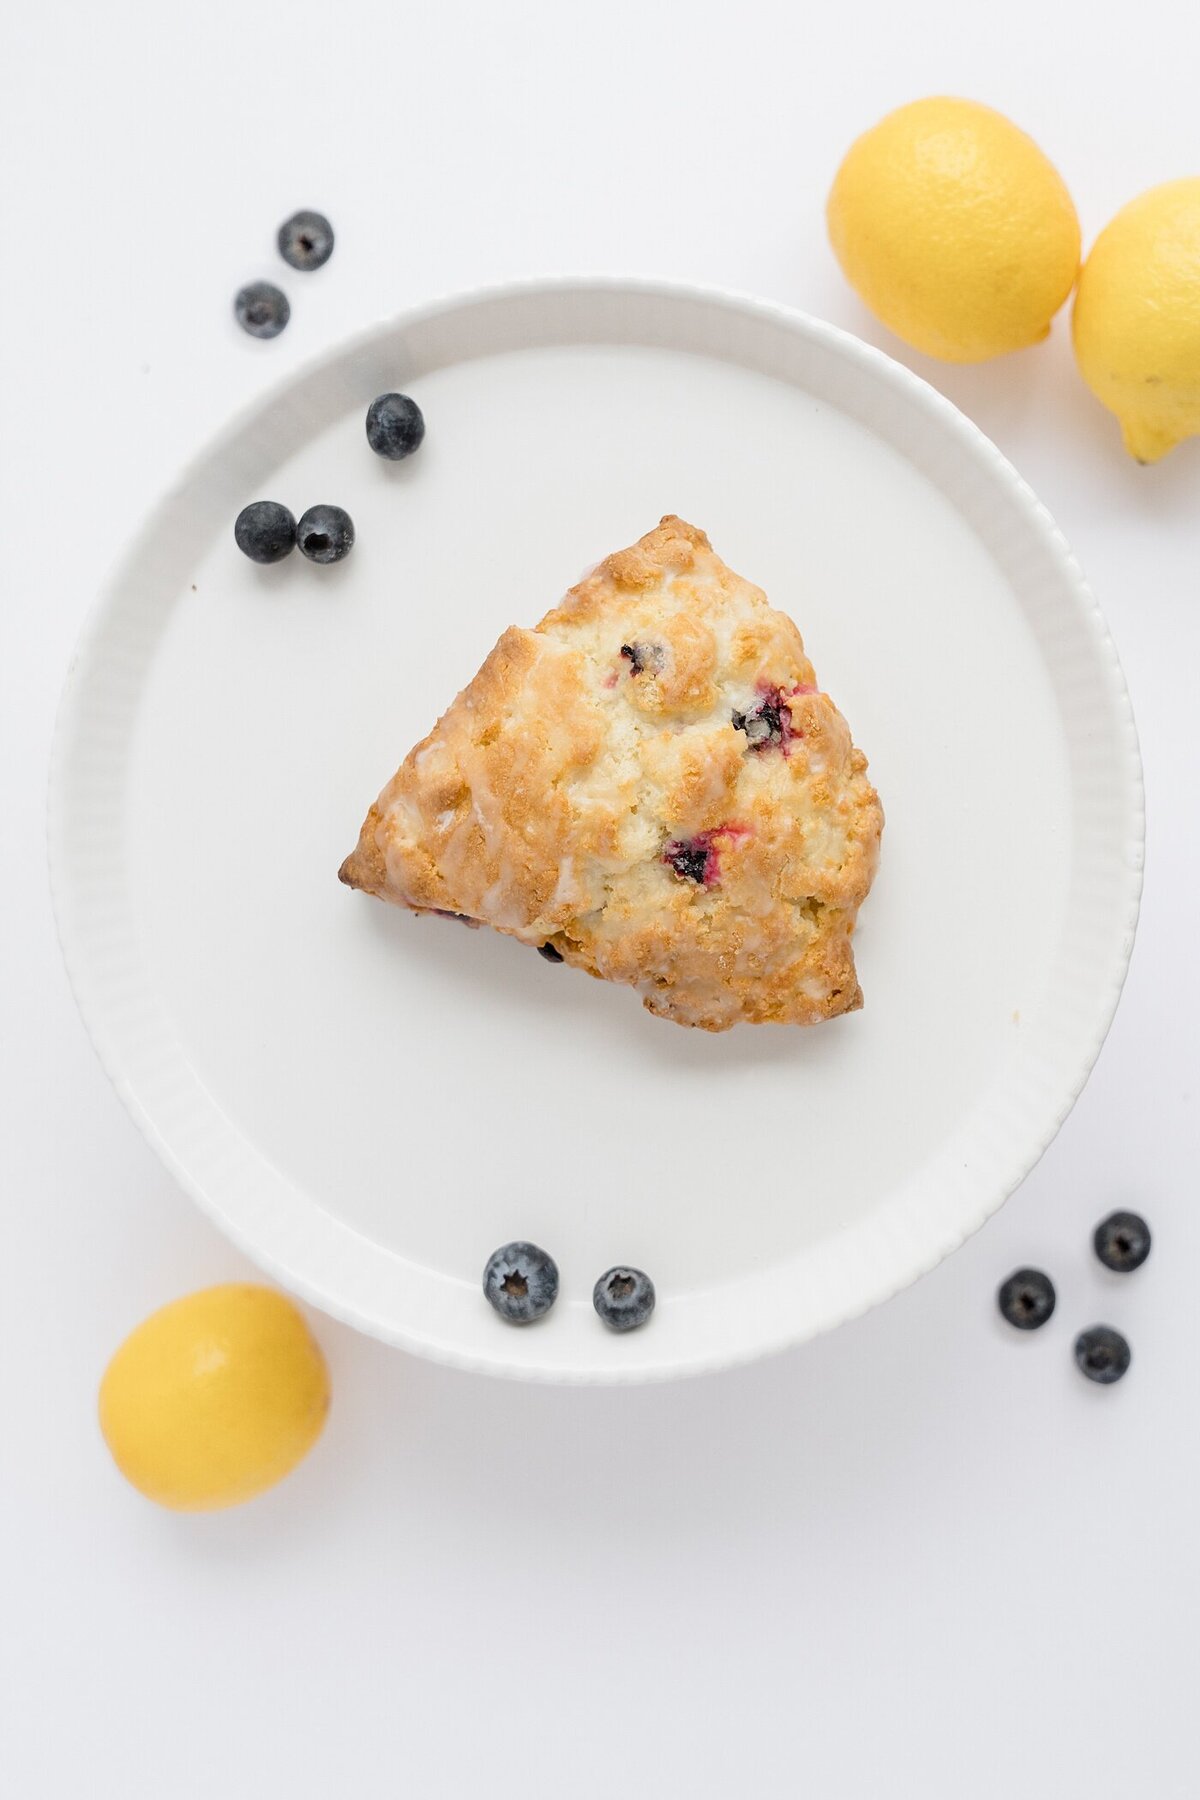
(997, 1267), (1056, 1330)
(1093, 1210), (1151, 1273)
(537, 942), (564, 962)
(297, 504), (355, 564)
(483, 1242), (559, 1324)
(620, 641), (664, 676)
(732, 690), (791, 751)
(1074, 1325), (1131, 1385)
(234, 281), (290, 339)
(277, 210), (334, 272)
(234, 500), (296, 564)
(365, 392), (426, 461)
(664, 839), (711, 884)
(593, 1267), (656, 1332)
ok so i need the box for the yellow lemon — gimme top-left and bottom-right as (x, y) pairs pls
(1073, 179), (1200, 462)
(827, 97), (1080, 362)
(99, 1284), (330, 1511)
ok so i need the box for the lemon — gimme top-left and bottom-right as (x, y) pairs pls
(827, 97), (1080, 363)
(1072, 179), (1200, 462)
(99, 1284), (330, 1511)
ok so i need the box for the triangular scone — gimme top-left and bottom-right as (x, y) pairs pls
(341, 517), (883, 1031)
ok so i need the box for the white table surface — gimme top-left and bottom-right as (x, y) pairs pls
(4, 3), (1197, 1794)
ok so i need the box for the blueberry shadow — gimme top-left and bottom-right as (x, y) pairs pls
(254, 536), (360, 592)
(369, 448), (429, 489)
(238, 544), (355, 594)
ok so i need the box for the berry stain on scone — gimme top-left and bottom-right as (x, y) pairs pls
(340, 517), (883, 1031)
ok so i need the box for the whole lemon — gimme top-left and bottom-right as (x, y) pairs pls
(99, 1284), (330, 1511)
(1073, 179), (1200, 462)
(827, 97), (1081, 362)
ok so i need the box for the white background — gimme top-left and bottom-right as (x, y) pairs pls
(3, 2), (1197, 1794)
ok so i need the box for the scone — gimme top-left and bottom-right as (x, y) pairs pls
(340, 516), (883, 1031)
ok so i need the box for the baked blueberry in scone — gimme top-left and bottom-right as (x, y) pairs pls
(340, 516), (883, 1031)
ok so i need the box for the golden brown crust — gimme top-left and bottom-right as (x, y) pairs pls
(341, 517), (883, 1030)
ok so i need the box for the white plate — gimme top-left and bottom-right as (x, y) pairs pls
(49, 279), (1144, 1383)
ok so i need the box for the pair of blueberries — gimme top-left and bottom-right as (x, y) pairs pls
(234, 209), (336, 341)
(483, 1243), (655, 1333)
(998, 1210), (1151, 1384)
